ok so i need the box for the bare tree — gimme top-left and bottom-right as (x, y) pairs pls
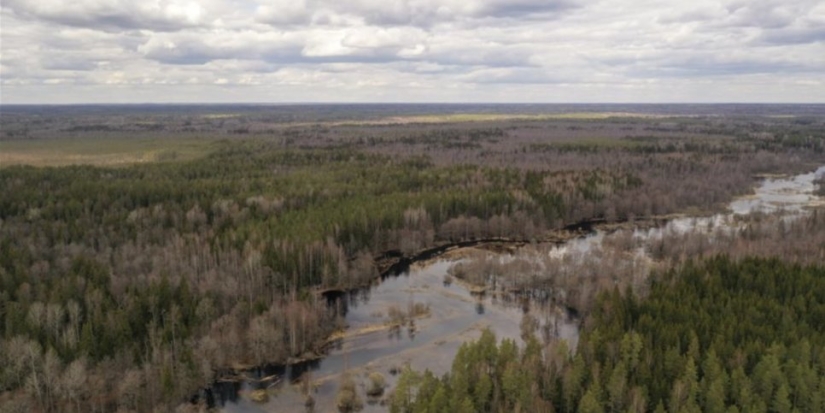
(61, 358), (88, 413)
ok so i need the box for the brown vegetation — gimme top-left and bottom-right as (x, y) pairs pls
(1, 105), (823, 412)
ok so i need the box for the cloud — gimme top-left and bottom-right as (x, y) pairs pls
(255, 0), (314, 26)
(134, 25), (536, 68)
(650, 55), (813, 77)
(40, 55), (101, 71)
(136, 28), (425, 65)
(1, 0), (823, 103)
(460, 67), (569, 84)
(720, 0), (817, 29)
(3, 0), (216, 32)
(137, 31), (304, 64)
(751, 3), (825, 46)
(252, 0), (581, 27)
(757, 26), (825, 45)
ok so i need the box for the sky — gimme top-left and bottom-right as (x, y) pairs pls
(1, 0), (824, 104)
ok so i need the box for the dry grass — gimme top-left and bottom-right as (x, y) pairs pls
(326, 324), (393, 342)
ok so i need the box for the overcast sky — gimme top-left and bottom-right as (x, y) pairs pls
(1, 0), (824, 104)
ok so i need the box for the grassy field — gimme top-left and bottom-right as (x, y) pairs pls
(0, 136), (220, 167)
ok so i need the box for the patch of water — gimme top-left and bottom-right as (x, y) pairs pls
(729, 166), (825, 214)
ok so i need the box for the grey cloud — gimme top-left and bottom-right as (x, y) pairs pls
(757, 27), (825, 45)
(254, 0), (581, 28)
(658, 1), (822, 40)
(461, 67), (568, 84)
(625, 54), (818, 78)
(254, 0), (313, 26)
(587, 40), (821, 79)
(657, 8), (722, 25)
(40, 56), (100, 71)
(392, 62), (468, 75)
(473, 0), (578, 18)
(137, 27), (536, 69)
(721, 1), (810, 29)
(140, 39), (303, 65)
(137, 32), (408, 66)
(427, 48), (536, 68)
(140, 44), (225, 65)
(4, 0), (208, 32)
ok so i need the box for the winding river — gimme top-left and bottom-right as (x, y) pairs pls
(213, 166), (825, 413)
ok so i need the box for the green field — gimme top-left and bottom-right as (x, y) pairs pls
(0, 136), (219, 167)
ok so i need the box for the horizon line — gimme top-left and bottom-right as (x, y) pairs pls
(3, 102), (825, 106)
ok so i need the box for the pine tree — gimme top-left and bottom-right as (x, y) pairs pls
(772, 384), (792, 413)
(428, 386), (449, 413)
(579, 386), (605, 413)
(606, 362), (627, 413)
(701, 350), (727, 413)
(456, 397), (475, 413)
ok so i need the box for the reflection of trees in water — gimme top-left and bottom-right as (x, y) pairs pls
(322, 287), (376, 318)
(208, 358), (322, 408)
(388, 325), (403, 341)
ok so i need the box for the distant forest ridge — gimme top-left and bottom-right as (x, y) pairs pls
(2, 103), (825, 119)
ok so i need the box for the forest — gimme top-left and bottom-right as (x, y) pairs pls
(389, 257), (825, 413)
(0, 104), (824, 412)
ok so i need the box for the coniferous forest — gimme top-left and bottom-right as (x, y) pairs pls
(389, 257), (825, 413)
(0, 104), (824, 412)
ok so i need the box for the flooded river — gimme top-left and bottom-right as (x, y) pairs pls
(212, 257), (578, 412)
(553, 166), (825, 258)
(212, 166), (824, 413)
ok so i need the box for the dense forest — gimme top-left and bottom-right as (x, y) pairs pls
(389, 257), (825, 413)
(0, 106), (824, 412)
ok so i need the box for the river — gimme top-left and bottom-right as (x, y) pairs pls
(211, 166), (825, 413)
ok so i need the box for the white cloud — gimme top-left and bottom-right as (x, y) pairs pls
(1, 0), (823, 103)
